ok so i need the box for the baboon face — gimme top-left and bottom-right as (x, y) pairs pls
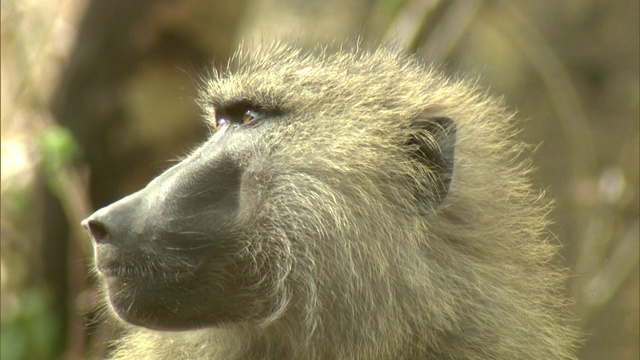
(82, 47), (456, 331)
(82, 123), (265, 330)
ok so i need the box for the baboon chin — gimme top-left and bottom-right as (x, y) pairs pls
(82, 43), (577, 359)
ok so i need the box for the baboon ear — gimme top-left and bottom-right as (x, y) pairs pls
(409, 116), (456, 212)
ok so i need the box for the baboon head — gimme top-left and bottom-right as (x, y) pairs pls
(83, 44), (578, 360)
(82, 45), (458, 332)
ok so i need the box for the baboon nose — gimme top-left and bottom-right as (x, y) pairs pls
(81, 218), (110, 244)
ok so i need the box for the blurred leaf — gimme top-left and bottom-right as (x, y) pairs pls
(38, 125), (83, 195)
(38, 125), (82, 174)
(0, 288), (61, 360)
(3, 187), (33, 223)
(0, 323), (27, 360)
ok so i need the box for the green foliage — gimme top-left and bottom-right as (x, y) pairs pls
(38, 125), (83, 193)
(0, 288), (62, 360)
(3, 186), (33, 225)
(39, 125), (82, 176)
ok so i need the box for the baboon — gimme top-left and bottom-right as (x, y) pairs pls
(82, 43), (577, 359)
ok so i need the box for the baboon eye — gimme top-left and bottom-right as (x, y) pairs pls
(242, 110), (261, 125)
(215, 117), (229, 132)
(214, 107), (262, 132)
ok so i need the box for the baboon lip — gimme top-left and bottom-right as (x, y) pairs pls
(97, 264), (192, 283)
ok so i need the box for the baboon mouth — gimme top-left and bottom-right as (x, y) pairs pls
(97, 264), (192, 282)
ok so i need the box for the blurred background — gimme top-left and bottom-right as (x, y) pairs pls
(1, 0), (638, 359)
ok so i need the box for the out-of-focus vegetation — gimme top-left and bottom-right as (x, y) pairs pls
(1, 0), (638, 359)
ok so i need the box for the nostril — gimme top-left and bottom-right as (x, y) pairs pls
(82, 219), (109, 243)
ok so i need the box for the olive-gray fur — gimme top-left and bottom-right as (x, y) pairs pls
(106, 43), (577, 359)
